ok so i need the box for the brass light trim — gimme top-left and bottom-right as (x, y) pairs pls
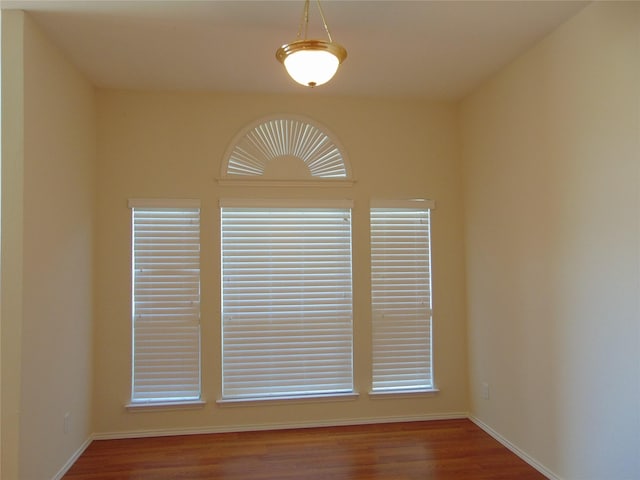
(276, 40), (347, 66)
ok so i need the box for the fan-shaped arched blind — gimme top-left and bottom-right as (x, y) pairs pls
(223, 117), (349, 179)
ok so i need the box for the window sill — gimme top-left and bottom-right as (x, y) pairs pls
(217, 178), (356, 188)
(368, 388), (440, 400)
(126, 399), (206, 412)
(217, 392), (360, 407)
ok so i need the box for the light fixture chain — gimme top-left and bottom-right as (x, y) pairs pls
(315, 0), (334, 42)
(296, 0), (311, 40)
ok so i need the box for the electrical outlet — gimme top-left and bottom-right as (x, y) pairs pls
(64, 412), (71, 434)
(481, 382), (490, 400)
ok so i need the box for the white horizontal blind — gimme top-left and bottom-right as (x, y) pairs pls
(370, 207), (433, 392)
(221, 207), (353, 400)
(131, 206), (201, 403)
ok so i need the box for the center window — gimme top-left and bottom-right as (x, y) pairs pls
(220, 201), (354, 400)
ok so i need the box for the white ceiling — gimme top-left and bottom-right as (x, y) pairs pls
(3, 0), (588, 100)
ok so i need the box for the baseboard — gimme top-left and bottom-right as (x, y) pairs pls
(92, 411), (469, 440)
(52, 436), (93, 480)
(468, 416), (562, 480)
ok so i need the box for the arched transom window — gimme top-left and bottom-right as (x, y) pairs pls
(221, 115), (351, 181)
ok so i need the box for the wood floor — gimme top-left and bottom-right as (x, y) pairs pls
(63, 419), (547, 479)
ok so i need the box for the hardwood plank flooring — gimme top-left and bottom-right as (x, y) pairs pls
(63, 419), (547, 479)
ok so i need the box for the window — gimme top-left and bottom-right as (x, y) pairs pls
(221, 201), (353, 400)
(221, 115), (350, 180)
(129, 200), (201, 404)
(370, 201), (435, 393)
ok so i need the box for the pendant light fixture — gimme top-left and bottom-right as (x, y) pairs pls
(276, 0), (347, 88)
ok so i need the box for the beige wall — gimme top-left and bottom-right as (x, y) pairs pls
(1, 11), (96, 480)
(460, 2), (640, 479)
(94, 91), (468, 434)
(1, 10), (25, 480)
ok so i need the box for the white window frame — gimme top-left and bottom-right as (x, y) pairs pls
(128, 199), (203, 406)
(369, 199), (436, 395)
(220, 199), (355, 402)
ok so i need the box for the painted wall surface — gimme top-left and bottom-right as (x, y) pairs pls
(17, 13), (96, 480)
(94, 91), (468, 434)
(1, 10), (25, 480)
(460, 2), (640, 479)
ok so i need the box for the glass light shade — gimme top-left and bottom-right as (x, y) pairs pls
(276, 39), (347, 88)
(284, 49), (339, 87)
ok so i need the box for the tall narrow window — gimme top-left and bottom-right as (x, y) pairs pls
(221, 201), (354, 400)
(370, 201), (434, 393)
(130, 200), (201, 404)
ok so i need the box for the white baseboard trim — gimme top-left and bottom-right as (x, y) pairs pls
(52, 436), (93, 480)
(92, 411), (469, 440)
(468, 416), (562, 480)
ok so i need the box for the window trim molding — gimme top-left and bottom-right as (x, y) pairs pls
(128, 198), (201, 209)
(219, 198), (353, 209)
(370, 198), (436, 210)
(216, 178), (355, 188)
(368, 388), (439, 400)
(216, 392), (360, 407)
(126, 399), (207, 412)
